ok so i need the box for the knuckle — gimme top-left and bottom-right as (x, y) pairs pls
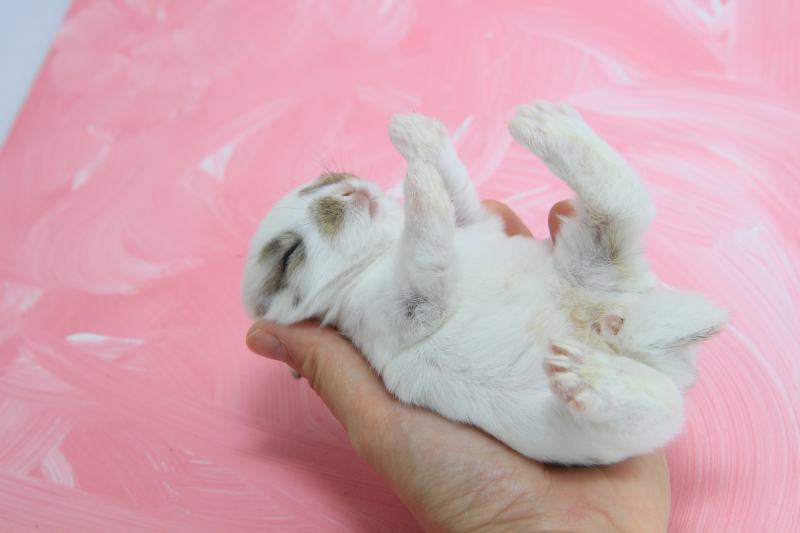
(297, 341), (327, 391)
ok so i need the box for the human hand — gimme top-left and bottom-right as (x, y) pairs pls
(246, 200), (670, 533)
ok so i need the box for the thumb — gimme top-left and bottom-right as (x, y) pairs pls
(245, 321), (395, 436)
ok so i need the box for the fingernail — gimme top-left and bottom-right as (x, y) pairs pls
(247, 330), (287, 361)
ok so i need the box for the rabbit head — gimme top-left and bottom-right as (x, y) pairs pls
(242, 172), (401, 323)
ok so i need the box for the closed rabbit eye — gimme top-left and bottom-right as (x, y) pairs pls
(280, 239), (304, 273)
(259, 232), (306, 297)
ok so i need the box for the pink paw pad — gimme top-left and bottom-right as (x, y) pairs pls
(592, 314), (624, 336)
(544, 343), (589, 412)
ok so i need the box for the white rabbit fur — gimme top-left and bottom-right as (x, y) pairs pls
(241, 100), (726, 465)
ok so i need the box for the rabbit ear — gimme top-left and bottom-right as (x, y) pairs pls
(252, 231), (306, 316)
(299, 172), (353, 195)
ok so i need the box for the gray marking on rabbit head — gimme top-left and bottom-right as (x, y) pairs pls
(300, 172), (353, 196)
(310, 197), (346, 236)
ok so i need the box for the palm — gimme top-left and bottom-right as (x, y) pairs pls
(356, 396), (669, 532)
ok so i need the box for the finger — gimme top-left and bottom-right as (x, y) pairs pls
(246, 321), (396, 435)
(548, 199), (576, 243)
(481, 199), (533, 237)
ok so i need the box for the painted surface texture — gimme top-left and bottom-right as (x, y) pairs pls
(1, 1), (798, 531)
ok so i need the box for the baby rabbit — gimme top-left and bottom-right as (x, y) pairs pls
(242, 100), (726, 465)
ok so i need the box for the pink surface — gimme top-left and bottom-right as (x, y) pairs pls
(1, 0), (799, 531)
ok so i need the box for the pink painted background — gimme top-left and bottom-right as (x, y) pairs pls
(1, 1), (799, 531)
